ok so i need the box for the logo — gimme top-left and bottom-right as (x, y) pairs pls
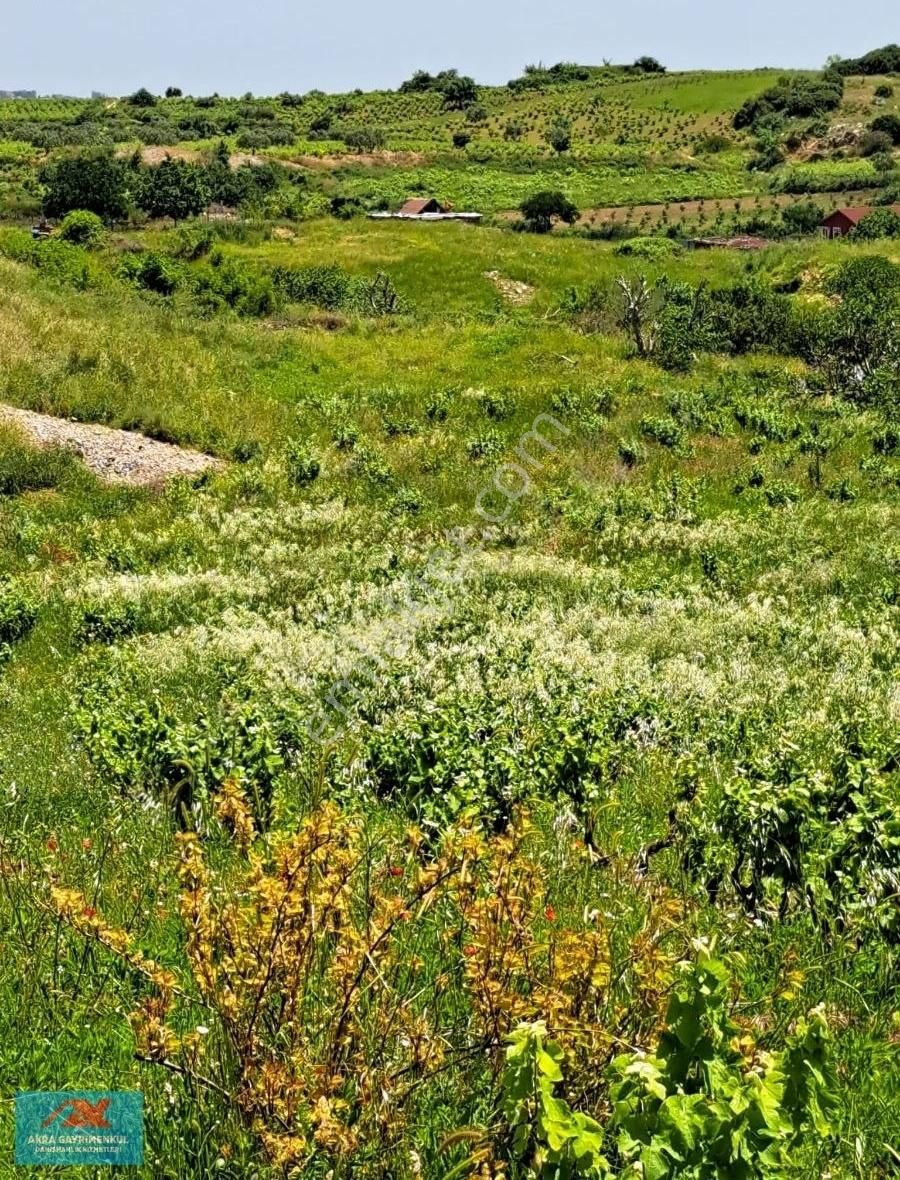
(42, 1097), (112, 1129)
(15, 1091), (143, 1166)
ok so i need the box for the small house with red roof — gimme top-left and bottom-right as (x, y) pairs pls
(821, 205), (900, 238)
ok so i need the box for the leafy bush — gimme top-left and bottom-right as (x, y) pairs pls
(193, 253), (278, 317)
(120, 250), (181, 296)
(57, 209), (106, 248)
(672, 722), (900, 940)
(833, 43), (900, 76)
(607, 946), (836, 1178)
(137, 158), (210, 223)
(614, 236), (680, 259)
(285, 441), (320, 485)
(0, 578), (38, 660)
(734, 73), (843, 130)
(497, 943), (836, 1179)
(781, 200), (824, 235)
(77, 677), (286, 828)
(852, 208), (900, 239)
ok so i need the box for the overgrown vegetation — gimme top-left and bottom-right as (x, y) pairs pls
(0, 47), (898, 1180)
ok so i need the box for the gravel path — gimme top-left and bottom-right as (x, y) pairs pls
(0, 403), (224, 487)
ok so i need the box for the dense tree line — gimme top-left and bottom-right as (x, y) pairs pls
(39, 146), (294, 224)
(832, 43), (900, 76)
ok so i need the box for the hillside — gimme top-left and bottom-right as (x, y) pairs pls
(1, 59), (899, 220)
(0, 48), (898, 1180)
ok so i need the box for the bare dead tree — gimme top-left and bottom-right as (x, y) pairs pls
(617, 275), (658, 359)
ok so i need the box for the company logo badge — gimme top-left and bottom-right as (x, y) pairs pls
(15, 1091), (143, 1166)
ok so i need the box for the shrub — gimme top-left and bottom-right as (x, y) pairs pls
(781, 199), (824, 235)
(614, 236), (680, 259)
(285, 441), (320, 485)
(127, 87), (157, 107)
(834, 44), (900, 76)
(137, 158), (210, 223)
(859, 129), (894, 157)
(193, 254), (278, 317)
(546, 120), (572, 154)
(734, 73), (843, 130)
(341, 127), (386, 152)
(57, 209), (106, 248)
(852, 208), (900, 239)
(0, 578), (38, 660)
(120, 250), (181, 296)
(870, 113), (900, 143)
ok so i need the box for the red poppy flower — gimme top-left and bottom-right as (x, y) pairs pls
(389, 865), (404, 877)
(544, 905), (556, 922)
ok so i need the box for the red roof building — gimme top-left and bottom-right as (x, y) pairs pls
(399, 197), (444, 216)
(821, 205), (900, 238)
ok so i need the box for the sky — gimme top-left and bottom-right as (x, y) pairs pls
(2, 0), (897, 96)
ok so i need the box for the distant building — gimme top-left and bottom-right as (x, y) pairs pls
(399, 197), (445, 216)
(368, 196), (482, 223)
(0, 89), (37, 99)
(821, 205), (900, 238)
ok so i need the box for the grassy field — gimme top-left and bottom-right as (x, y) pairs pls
(0, 205), (898, 1177)
(0, 52), (899, 1180)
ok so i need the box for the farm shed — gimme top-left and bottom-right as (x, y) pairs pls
(369, 196), (482, 223)
(399, 197), (445, 216)
(821, 205), (900, 238)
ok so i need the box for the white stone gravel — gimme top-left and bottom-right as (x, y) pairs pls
(0, 403), (224, 487)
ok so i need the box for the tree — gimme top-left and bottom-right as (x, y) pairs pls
(782, 200), (823, 235)
(870, 113), (900, 144)
(341, 127), (386, 153)
(128, 87), (157, 107)
(821, 256), (900, 408)
(165, 86), (183, 98)
(138, 159), (210, 224)
(546, 119), (572, 154)
(633, 55), (666, 73)
(438, 71), (478, 110)
(40, 152), (131, 222)
(859, 130), (894, 157)
(519, 190), (579, 233)
(398, 70), (435, 93)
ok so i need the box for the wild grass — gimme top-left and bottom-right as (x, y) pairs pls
(0, 191), (897, 1178)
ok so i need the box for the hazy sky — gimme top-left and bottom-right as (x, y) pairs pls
(2, 0), (897, 96)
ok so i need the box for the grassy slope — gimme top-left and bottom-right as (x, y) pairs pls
(0, 221), (898, 1174)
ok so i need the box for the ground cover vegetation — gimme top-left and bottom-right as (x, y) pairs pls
(0, 46), (898, 1180)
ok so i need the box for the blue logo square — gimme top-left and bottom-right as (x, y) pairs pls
(15, 1091), (144, 1166)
